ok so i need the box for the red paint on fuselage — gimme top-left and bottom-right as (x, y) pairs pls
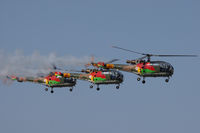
(90, 71), (106, 79)
(45, 75), (60, 82)
(97, 62), (105, 67)
(137, 62), (155, 71)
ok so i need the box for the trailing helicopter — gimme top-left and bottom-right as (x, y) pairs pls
(87, 46), (197, 84)
(6, 62), (124, 92)
(50, 64), (124, 91)
(63, 69), (124, 91)
(6, 71), (76, 93)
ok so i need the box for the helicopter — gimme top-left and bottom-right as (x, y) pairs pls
(63, 69), (124, 91)
(6, 71), (76, 93)
(87, 46), (197, 84)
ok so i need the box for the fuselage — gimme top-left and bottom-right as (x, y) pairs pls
(96, 61), (174, 78)
(134, 61), (174, 77)
(67, 70), (124, 85)
(8, 74), (77, 88)
(45, 77), (76, 88)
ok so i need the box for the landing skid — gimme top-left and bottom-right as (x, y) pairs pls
(142, 77), (145, 84)
(96, 84), (100, 91)
(165, 77), (170, 83)
(69, 88), (73, 92)
(45, 87), (54, 93)
(91, 84), (120, 91)
(90, 85), (93, 89)
(116, 84), (120, 89)
(45, 88), (48, 91)
(50, 88), (54, 93)
(44, 87), (74, 93)
(137, 77), (170, 84)
(137, 77), (141, 81)
(136, 77), (145, 83)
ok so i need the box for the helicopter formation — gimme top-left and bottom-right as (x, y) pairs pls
(7, 69), (123, 93)
(6, 46), (197, 93)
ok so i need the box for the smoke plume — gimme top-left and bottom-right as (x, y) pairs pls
(0, 50), (90, 77)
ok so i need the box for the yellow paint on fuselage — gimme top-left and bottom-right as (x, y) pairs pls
(106, 64), (114, 69)
(63, 73), (71, 78)
(44, 79), (49, 85)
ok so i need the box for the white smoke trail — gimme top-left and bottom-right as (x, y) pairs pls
(0, 50), (90, 77)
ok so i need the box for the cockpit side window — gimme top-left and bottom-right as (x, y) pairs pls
(160, 63), (170, 72)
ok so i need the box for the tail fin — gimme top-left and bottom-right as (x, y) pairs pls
(7, 75), (17, 81)
(7, 75), (24, 82)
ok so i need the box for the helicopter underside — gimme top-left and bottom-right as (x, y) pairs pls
(89, 80), (123, 85)
(138, 72), (173, 77)
(45, 82), (76, 88)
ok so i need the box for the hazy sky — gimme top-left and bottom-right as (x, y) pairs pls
(0, 0), (200, 133)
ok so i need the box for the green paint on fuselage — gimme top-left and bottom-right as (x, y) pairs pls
(48, 80), (60, 85)
(93, 77), (106, 83)
(141, 69), (155, 74)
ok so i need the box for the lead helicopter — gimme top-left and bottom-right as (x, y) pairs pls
(63, 68), (124, 91)
(6, 71), (76, 93)
(87, 46), (197, 84)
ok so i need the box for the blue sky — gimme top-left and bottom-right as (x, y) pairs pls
(0, 0), (200, 133)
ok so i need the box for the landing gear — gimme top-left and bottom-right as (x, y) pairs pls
(116, 85), (120, 89)
(137, 77), (141, 81)
(165, 78), (169, 83)
(45, 88), (48, 91)
(69, 88), (73, 92)
(90, 85), (93, 89)
(141, 77), (146, 84)
(50, 88), (54, 93)
(96, 85), (100, 91)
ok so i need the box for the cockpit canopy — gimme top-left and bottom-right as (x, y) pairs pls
(154, 61), (174, 74)
(102, 70), (123, 81)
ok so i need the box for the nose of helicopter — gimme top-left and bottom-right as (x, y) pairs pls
(169, 65), (174, 76)
(119, 72), (124, 82)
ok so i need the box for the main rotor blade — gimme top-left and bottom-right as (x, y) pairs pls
(112, 46), (198, 58)
(62, 69), (81, 73)
(112, 46), (146, 55)
(106, 59), (119, 64)
(151, 54), (198, 57)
